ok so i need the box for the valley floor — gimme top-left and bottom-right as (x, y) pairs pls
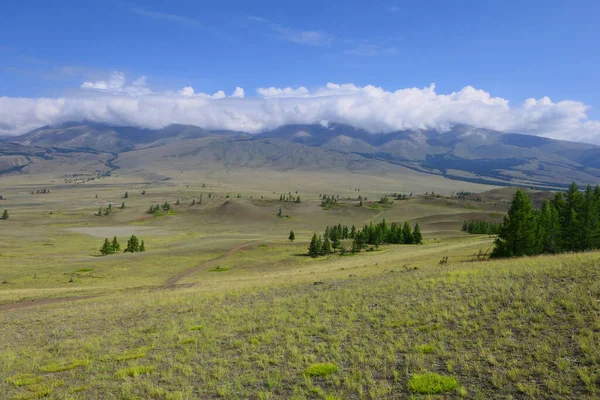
(0, 174), (598, 398)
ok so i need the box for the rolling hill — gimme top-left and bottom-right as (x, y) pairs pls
(2, 121), (600, 189)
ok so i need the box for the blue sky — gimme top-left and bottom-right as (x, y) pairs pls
(1, 0), (599, 142)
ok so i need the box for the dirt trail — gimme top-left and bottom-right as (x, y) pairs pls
(164, 240), (259, 286)
(0, 240), (259, 313)
(0, 295), (99, 312)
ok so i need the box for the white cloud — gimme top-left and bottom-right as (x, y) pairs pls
(178, 86), (195, 97)
(245, 16), (332, 46)
(231, 87), (245, 98)
(1, 73), (600, 145)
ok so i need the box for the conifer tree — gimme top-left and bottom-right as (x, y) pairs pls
(308, 233), (322, 257)
(124, 235), (140, 253)
(277, 207), (282, 217)
(124, 191), (128, 198)
(100, 238), (113, 256)
(402, 222), (413, 244)
(413, 223), (423, 244)
(491, 190), (537, 258)
(322, 236), (332, 255)
(97, 207), (102, 216)
(1, 209), (8, 220)
(289, 230), (295, 242)
(139, 240), (146, 252)
(111, 236), (120, 252)
(120, 201), (126, 209)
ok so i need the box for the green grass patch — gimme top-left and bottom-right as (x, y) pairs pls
(209, 267), (231, 272)
(115, 365), (155, 379)
(189, 325), (203, 331)
(113, 350), (147, 362)
(6, 374), (43, 387)
(39, 359), (88, 373)
(304, 363), (338, 377)
(408, 372), (458, 394)
(415, 344), (435, 354)
(75, 268), (94, 273)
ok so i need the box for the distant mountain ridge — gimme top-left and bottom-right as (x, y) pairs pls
(2, 121), (599, 188)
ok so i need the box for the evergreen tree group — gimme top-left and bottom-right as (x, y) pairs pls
(308, 219), (423, 257)
(320, 195), (338, 208)
(462, 220), (502, 235)
(491, 183), (600, 258)
(100, 236), (120, 256)
(100, 235), (146, 255)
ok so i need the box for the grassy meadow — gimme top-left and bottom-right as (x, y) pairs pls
(1, 171), (598, 399)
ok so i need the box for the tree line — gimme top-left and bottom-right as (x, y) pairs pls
(462, 220), (502, 235)
(492, 183), (600, 258)
(308, 220), (423, 257)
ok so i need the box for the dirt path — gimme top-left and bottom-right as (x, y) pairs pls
(164, 240), (259, 286)
(0, 295), (99, 312)
(0, 240), (259, 313)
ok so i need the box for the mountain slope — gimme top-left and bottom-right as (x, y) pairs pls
(4, 121), (600, 188)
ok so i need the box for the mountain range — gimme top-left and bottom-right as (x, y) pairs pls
(2, 121), (600, 189)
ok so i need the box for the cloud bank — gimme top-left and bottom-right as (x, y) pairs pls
(1, 72), (599, 144)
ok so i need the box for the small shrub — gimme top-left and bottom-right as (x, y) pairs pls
(408, 372), (458, 394)
(304, 363), (338, 377)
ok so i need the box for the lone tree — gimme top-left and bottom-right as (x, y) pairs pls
(289, 230), (295, 242)
(124, 235), (141, 253)
(277, 207), (282, 217)
(120, 201), (126, 209)
(1, 209), (8, 220)
(96, 207), (102, 216)
(124, 191), (128, 199)
(491, 189), (537, 258)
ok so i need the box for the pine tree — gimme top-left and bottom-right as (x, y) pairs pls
(1, 209), (8, 220)
(124, 191), (128, 198)
(97, 207), (102, 216)
(295, 196), (301, 203)
(321, 236), (332, 255)
(413, 223), (423, 244)
(289, 230), (295, 242)
(581, 185), (599, 250)
(563, 182), (584, 251)
(350, 225), (356, 238)
(535, 201), (560, 254)
(100, 238), (113, 256)
(277, 207), (282, 217)
(124, 235), (140, 253)
(139, 240), (146, 252)
(111, 236), (120, 252)
(308, 233), (322, 257)
(120, 201), (126, 209)
(491, 190), (537, 258)
(402, 222), (413, 244)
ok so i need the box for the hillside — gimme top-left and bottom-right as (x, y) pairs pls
(3, 121), (600, 188)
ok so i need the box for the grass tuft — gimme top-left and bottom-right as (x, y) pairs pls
(408, 372), (458, 394)
(415, 344), (434, 354)
(6, 374), (43, 387)
(304, 363), (338, 377)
